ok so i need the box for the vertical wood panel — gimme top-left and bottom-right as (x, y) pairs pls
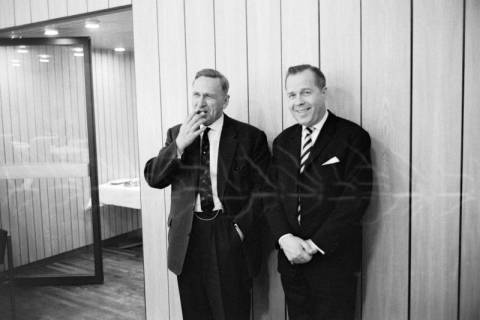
(30, 48), (46, 260)
(411, 1), (463, 319)
(72, 52), (86, 247)
(0, 181), (9, 238)
(0, 0), (15, 28)
(95, 50), (109, 240)
(76, 49), (92, 246)
(184, 0), (216, 104)
(45, 46), (60, 256)
(0, 48), (12, 253)
(156, 0), (189, 315)
(87, 0), (108, 12)
(246, 0), (282, 143)
(60, 49), (74, 252)
(214, 0), (248, 123)
(132, 0), (170, 319)
(361, 0), (410, 319)
(104, 50), (116, 238)
(48, 0), (68, 19)
(281, 0), (319, 129)
(460, 1), (480, 319)
(319, 0), (361, 123)
(22, 49), (39, 261)
(0, 46), (11, 242)
(156, 0), (190, 319)
(30, 0), (49, 23)
(116, 53), (127, 234)
(67, 0), (87, 16)
(13, 0), (30, 26)
(246, 1), (284, 319)
(8, 179), (21, 266)
(38, 47), (54, 257)
(109, 0), (131, 7)
(8, 46), (29, 265)
(120, 55), (131, 233)
(128, 51), (141, 230)
(65, 50), (80, 249)
(12, 49), (29, 263)
(72, 52), (84, 247)
(49, 47), (68, 252)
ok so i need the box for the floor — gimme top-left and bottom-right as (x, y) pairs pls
(0, 241), (145, 320)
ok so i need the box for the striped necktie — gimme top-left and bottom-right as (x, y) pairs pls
(300, 127), (314, 174)
(297, 126), (314, 223)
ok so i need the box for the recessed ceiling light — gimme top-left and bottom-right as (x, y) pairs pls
(17, 48), (28, 54)
(11, 59), (20, 63)
(12, 63), (21, 67)
(44, 28), (59, 36)
(39, 58), (50, 63)
(38, 54), (50, 59)
(85, 20), (100, 29)
(10, 32), (18, 39)
(114, 47), (126, 53)
(74, 52), (84, 57)
(72, 47), (83, 52)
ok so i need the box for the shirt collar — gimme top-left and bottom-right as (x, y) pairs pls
(303, 109), (329, 133)
(208, 113), (224, 132)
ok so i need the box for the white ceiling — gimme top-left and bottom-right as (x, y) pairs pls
(0, 9), (134, 52)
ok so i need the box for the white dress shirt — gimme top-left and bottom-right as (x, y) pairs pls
(301, 110), (328, 150)
(194, 114), (224, 212)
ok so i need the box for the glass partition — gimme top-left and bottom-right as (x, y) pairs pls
(0, 38), (102, 286)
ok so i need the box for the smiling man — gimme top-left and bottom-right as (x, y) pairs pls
(144, 69), (270, 320)
(265, 64), (373, 320)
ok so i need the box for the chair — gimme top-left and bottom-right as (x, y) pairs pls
(1, 229), (15, 318)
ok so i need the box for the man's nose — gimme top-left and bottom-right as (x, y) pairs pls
(294, 96), (304, 106)
(198, 95), (207, 106)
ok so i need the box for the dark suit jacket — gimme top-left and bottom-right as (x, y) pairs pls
(144, 114), (270, 276)
(265, 111), (372, 277)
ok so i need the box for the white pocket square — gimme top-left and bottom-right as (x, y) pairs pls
(321, 156), (340, 166)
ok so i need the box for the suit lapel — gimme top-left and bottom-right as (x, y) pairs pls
(184, 135), (201, 185)
(281, 125), (302, 219)
(303, 112), (337, 169)
(217, 114), (238, 199)
(286, 124), (302, 181)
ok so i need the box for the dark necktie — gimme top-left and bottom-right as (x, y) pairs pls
(199, 127), (214, 211)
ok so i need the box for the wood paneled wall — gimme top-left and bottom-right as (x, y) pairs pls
(132, 0), (480, 319)
(0, 45), (139, 268)
(92, 49), (141, 241)
(460, 1), (480, 319)
(0, 45), (91, 267)
(0, 0), (131, 29)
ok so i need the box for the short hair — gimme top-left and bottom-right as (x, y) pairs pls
(194, 68), (230, 95)
(285, 64), (326, 89)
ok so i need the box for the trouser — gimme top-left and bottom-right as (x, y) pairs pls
(178, 214), (251, 320)
(281, 268), (357, 320)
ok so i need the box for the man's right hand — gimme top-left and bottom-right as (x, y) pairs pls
(175, 112), (206, 153)
(278, 233), (312, 264)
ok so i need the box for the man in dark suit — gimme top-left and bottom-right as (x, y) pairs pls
(265, 64), (372, 320)
(144, 69), (270, 320)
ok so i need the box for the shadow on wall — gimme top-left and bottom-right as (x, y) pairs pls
(361, 137), (410, 307)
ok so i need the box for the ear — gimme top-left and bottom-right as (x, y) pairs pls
(223, 94), (230, 109)
(321, 87), (327, 94)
